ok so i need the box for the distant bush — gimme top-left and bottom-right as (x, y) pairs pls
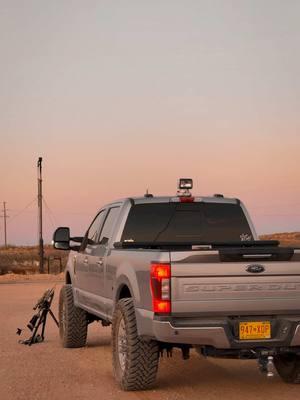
(259, 232), (300, 247)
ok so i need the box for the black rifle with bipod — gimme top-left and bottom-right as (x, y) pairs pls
(17, 287), (59, 346)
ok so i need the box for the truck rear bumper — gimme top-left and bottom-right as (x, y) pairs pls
(135, 308), (300, 349)
(153, 320), (231, 348)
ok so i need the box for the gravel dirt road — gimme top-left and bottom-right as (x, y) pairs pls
(0, 281), (299, 400)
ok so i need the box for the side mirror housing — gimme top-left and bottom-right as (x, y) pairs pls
(52, 227), (70, 250)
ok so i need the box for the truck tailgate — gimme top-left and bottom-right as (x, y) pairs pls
(170, 250), (300, 315)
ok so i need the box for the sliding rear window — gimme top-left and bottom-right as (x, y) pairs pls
(121, 202), (252, 243)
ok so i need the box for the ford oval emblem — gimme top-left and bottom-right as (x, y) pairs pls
(246, 264), (265, 274)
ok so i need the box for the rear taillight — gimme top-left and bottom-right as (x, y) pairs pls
(150, 263), (171, 314)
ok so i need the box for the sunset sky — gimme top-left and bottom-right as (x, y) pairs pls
(1, 0), (300, 245)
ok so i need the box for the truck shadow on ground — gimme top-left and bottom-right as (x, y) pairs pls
(86, 337), (111, 348)
(156, 352), (286, 393)
(83, 330), (296, 397)
(86, 329), (111, 348)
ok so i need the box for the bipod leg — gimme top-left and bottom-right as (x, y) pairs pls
(41, 308), (48, 341)
(48, 309), (59, 327)
(28, 312), (44, 346)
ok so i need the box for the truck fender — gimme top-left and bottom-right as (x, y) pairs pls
(114, 262), (141, 308)
(65, 250), (77, 284)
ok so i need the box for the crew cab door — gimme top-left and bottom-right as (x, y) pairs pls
(75, 206), (121, 318)
(75, 209), (107, 315)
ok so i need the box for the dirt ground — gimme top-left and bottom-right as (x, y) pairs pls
(0, 280), (299, 400)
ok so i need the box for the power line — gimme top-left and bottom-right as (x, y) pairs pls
(42, 197), (56, 229)
(253, 214), (300, 217)
(250, 203), (300, 210)
(9, 198), (37, 222)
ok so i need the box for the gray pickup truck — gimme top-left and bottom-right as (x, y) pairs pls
(53, 179), (300, 390)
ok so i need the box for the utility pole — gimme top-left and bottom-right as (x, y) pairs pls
(37, 157), (44, 273)
(1, 202), (9, 247)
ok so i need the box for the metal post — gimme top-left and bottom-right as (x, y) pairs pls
(2, 202), (8, 247)
(37, 157), (44, 273)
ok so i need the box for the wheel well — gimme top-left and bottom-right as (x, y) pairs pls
(65, 271), (72, 284)
(118, 285), (131, 300)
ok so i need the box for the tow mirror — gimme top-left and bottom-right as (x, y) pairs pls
(52, 227), (70, 250)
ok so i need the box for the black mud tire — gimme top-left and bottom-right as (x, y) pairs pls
(59, 284), (88, 348)
(112, 298), (159, 391)
(274, 353), (300, 383)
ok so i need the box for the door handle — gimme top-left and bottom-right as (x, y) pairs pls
(96, 259), (103, 266)
(73, 255), (77, 275)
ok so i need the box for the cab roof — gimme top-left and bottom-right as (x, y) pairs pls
(108, 195), (240, 207)
(131, 195), (238, 204)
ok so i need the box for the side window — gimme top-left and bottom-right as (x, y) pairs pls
(88, 211), (106, 243)
(80, 210), (106, 251)
(99, 207), (120, 245)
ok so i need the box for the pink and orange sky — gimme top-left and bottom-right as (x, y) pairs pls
(1, 0), (300, 245)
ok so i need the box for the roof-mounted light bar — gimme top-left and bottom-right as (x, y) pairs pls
(177, 178), (193, 198)
(178, 178), (193, 190)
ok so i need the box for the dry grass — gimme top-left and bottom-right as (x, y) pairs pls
(259, 232), (300, 248)
(0, 245), (68, 275)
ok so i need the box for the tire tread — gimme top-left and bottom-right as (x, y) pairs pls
(274, 354), (300, 384)
(112, 298), (159, 391)
(59, 284), (87, 348)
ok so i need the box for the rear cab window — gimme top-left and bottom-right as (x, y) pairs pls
(121, 202), (253, 243)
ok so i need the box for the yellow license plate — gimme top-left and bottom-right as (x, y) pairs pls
(239, 321), (271, 340)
